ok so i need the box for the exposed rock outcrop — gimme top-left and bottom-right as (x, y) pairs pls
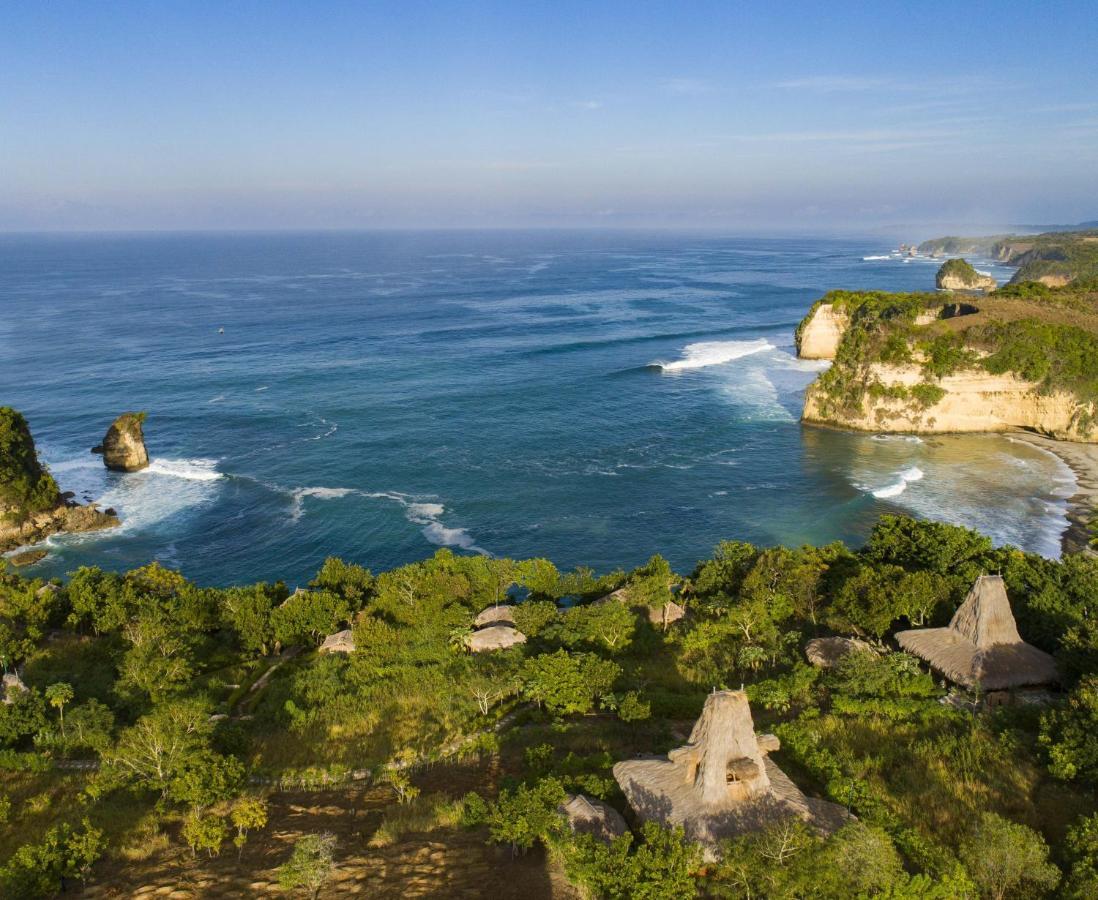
(803, 365), (1098, 441)
(796, 303), (849, 360)
(936, 259), (996, 292)
(93, 412), (149, 472)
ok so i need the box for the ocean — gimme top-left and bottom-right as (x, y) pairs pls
(0, 231), (1074, 587)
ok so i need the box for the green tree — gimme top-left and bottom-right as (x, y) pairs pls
(557, 601), (637, 652)
(220, 582), (284, 656)
(1040, 675), (1098, 783)
(106, 698), (213, 794)
(562, 822), (700, 900)
(487, 776), (567, 852)
(278, 832), (337, 899)
(520, 651), (621, 716)
(182, 811), (229, 857)
(512, 599), (559, 636)
(168, 750), (245, 813)
(271, 589), (351, 647)
(231, 795), (269, 859)
(958, 813), (1060, 900)
(44, 681), (73, 738)
(310, 557), (373, 608)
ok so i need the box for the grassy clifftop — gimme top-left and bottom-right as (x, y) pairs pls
(801, 281), (1098, 432)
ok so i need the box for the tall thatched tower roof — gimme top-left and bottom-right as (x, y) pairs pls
(896, 575), (1058, 691)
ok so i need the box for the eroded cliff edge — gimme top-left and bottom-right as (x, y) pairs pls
(796, 284), (1098, 442)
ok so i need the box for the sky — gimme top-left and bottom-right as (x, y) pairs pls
(2, 1), (1097, 232)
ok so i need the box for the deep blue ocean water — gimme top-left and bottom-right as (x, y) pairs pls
(0, 231), (1073, 586)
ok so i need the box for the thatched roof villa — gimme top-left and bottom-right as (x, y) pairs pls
(896, 574), (1058, 691)
(474, 604), (516, 628)
(319, 629), (356, 654)
(560, 794), (628, 843)
(466, 623), (526, 653)
(613, 690), (848, 858)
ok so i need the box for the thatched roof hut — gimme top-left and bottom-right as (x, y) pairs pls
(613, 690), (848, 859)
(896, 575), (1058, 691)
(466, 624), (526, 653)
(805, 636), (874, 669)
(319, 629), (356, 654)
(648, 600), (685, 630)
(560, 794), (628, 843)
(474, 604), (516, 628)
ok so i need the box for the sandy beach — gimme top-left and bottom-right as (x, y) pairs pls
(1011, 432), (1098, 555)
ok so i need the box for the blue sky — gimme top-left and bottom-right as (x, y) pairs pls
(2, 1), (1096, 231)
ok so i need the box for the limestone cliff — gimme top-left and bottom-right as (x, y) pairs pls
(795, 303), (848, 360)
(803, 365), (1098, 442)
(93, 412), (149, 472)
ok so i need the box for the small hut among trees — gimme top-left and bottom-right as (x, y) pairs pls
(613, 690), (848, 858)
(895, 574), (1058, 691)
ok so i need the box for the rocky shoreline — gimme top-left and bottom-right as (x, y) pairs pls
(1, 501), (120, 558)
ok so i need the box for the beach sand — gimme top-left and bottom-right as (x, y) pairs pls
(1011, 432), (1098, 555)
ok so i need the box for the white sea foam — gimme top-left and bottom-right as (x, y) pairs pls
(655, 339), (773, 372)
(870, 434), (924, 444)
(870, 466), (925, 499)
(289, 486), (355, 521)
(862, 255), (892, 260)
(146, 458), (223, 481)
(89, 458), (224, 532)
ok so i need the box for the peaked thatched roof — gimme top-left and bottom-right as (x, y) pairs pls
(319, 629), (356, 654)
(613, 690), (848, 859)
(896, 575), (1058, 691)
(560, 794), (628, 843)
(466, 624), (526, 653)
(474, 604), (516, 628)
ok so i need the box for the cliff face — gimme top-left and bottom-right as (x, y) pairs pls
(803, 364), (1098, 442)
(94, 412), (149, 472)
(796, 304), (848, 360)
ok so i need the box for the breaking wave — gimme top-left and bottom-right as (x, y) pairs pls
(870, 466), (924, 499)
(653, 339), (774, 372)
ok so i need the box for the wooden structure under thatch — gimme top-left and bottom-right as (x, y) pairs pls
(466, 624), (526, 653)
(560, 794), (628, 843)
(319, 629), (356, 654)
(896, 574), (1057, 691)
(613, 690), (848, 858)
(805, 636), (874, 669)
(474, 604), (516, 628)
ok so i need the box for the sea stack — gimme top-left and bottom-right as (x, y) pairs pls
(936, 258), (996, 292)
(93, 412), (150, 472)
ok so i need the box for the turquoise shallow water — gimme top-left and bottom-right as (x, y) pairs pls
(0, 231), (1072, 586)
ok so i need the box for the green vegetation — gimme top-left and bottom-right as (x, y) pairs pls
(2, 514), (1098, 895)
(802, 280), (1098, 430)
(0, 408), (60, 523)
(919, 228), (1098, 285)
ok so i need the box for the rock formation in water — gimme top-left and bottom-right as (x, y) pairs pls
(93, 412), (150, 472)
(936, 258), (996, 292)
(1, 407), (119, 553)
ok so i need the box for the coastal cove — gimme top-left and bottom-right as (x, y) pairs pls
(1, 231), (1071, 586)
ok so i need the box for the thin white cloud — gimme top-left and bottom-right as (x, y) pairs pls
(774, 75), (894, 92)
(571, 100), (604, 110)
